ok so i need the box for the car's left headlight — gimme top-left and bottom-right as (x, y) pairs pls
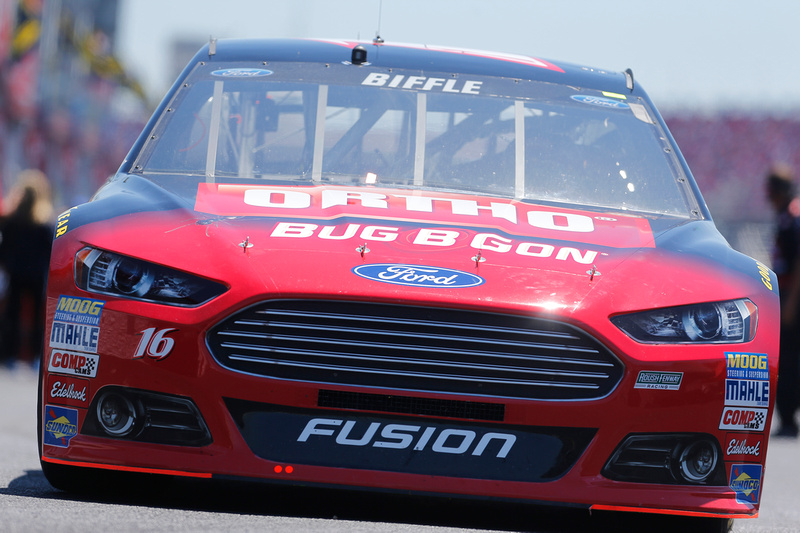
(74, 247), (227, 306)
(610, 299), (757, 343)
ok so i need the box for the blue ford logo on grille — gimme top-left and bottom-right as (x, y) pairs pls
(352, 264), (485, 288)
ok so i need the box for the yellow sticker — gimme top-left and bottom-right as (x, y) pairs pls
(602, 91), (627, 100)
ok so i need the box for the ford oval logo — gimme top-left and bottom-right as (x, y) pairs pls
(352, 264), (485, 288)
(212, 68), (273, 78)
(570, 94), (629, 109)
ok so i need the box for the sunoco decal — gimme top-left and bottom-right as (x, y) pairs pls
(353, 264), (484, 288)
(634, 371), (683, 390)
(43, 405), (78, 448)
(729, 464), (762, 505)
(725, 352), (769, 408)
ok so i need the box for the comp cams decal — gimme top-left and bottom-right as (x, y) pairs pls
(48, 350), (99, 378)
(352, 264), (484, 288)
(719, 407), (768, 432)
(43, 405), (78, 448)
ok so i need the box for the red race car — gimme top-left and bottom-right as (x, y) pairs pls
(40, 38), (778, 530)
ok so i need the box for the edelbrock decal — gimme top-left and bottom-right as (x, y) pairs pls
(352, 264), (484, 288)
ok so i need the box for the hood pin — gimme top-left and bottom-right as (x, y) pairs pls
(587, 265), (600, 281)
(356, 243), (370, 258)
(471, 251), (486, 265)
(239, 236), (253, 252)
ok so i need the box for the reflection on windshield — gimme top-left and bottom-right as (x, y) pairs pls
(136, 61), (692, 216)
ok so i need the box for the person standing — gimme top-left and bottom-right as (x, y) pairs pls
(765, 165), (800, 437)
(0, 169), (54, 366)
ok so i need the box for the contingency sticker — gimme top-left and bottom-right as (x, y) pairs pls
(43, 405), (79, 448)
(719, 407), (768, 432)
(633, 371), (683, 390)
(725, 353), (769, 408)
(49, 296), (105, 354)
(729, 464), (762, 505)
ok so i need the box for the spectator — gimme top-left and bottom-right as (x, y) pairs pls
(765, 165), (800, 437)
(0, 169), (54, 366)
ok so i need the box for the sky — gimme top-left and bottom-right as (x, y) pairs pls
(116, 0), (800, 114)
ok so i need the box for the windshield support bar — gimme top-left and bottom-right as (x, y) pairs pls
(514, 100), (525, 197)
(413, 92), (427, 185)
(311, 84), (328, 181)
(205, 80), (224, 182)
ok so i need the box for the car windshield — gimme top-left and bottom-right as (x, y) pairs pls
(133, 60), (694, 216)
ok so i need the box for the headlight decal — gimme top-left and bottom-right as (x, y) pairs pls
(611, 299), (757, 344)
(74, 247), (227, 306)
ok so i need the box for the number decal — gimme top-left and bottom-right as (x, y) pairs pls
(134, 328), (177, 360)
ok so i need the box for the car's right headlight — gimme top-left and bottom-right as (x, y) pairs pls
(610, 299), (757, 344)
(74, 247), (227, 306)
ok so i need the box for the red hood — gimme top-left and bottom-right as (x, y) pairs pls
(81, 184), (743, 320)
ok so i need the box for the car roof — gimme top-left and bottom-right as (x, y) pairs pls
(190, 38), (639, 98)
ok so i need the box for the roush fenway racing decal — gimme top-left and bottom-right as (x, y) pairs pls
(194, 184), (655, 249)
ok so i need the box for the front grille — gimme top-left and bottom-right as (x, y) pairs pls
(207, 300), (623, 400)
(317, 389), (506, 421)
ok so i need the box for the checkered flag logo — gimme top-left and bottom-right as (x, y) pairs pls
(746, 411), (766, 430)
(82, 358), (96, 375)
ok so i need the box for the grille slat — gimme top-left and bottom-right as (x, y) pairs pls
(225, 321), (603, 357)
(220, 342), (611, 380)
(207, 300), (624, 400)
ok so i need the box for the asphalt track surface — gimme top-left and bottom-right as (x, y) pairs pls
(2, 365), (798, 532)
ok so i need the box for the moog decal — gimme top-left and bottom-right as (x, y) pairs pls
(353, 264), (484, 288)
